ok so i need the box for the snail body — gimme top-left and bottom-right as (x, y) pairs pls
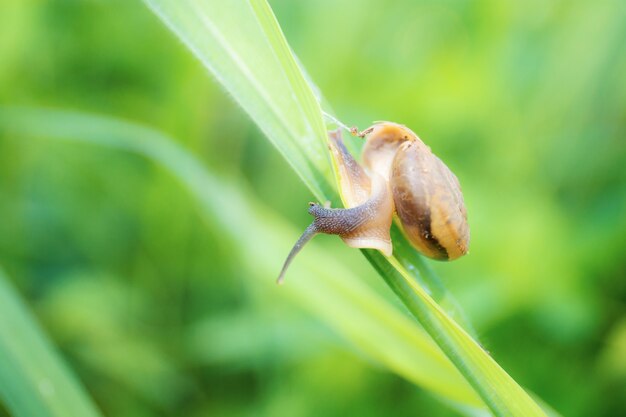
(277, 122), (469, 284)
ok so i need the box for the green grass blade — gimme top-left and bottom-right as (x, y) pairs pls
(148, 0), (544, 416)
(143, 0), (333, 202)
(369, 252), (547, 416)
(0, 268), (102, 417)
(0, 107), (486, 414)
(140, 1), (553, 416)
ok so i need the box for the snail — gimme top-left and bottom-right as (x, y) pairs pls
(277, 122), (469, 284)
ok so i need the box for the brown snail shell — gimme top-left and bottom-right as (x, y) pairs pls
(391, 140), (469, 260)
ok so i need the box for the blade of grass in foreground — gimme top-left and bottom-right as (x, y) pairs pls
(142, 1), (551, 416)
(0, 106), (485, 415)
(0, 268), (102, 417)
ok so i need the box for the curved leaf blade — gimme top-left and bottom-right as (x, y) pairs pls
(0, 269), (102, 417)
(144, 0), (333, 201)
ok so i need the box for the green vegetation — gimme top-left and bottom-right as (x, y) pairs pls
(0, 1), (624, 417)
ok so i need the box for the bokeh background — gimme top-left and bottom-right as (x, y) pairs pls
(1, 0), (625, 416)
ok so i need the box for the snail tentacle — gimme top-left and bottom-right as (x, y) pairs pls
(276, 223), (318, 285)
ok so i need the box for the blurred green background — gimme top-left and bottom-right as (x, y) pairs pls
(1, 0), (625, 416)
